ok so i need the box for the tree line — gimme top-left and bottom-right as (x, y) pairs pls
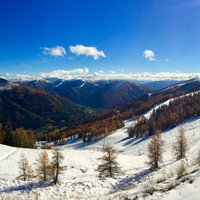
(0, 124), (35, 148)
(36, 110), (134, 143)
(37, 93), (176, 144)
(129, 93), (200, 138)
(0, 91), (187, 147)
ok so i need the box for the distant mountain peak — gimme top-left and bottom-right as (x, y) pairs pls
(22, 79), (149, 109)
(0, 78), (19, 91)
(0, 78), (8, 84)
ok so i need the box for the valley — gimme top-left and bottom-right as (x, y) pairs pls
(1, 83), (200, 199)
(1, 1), (200, 199)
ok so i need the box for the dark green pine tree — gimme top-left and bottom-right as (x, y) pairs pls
(4, 123), (13, 146)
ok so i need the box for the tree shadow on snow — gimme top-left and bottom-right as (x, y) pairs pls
(123, 137), (139, 146)
(122, 136), (149, 147)
(67, 137), (81, 144)
(131, 136), (149, 146)
(74, 137), (103, 149)
(117, 136), (130, 143)
(113, 168), (153, 191)
(0, 182), (51, 193)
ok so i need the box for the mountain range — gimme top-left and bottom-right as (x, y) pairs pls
(0, 78), (90, 130)
(22, 79), (150, 109)
(1, 77), (200, 131)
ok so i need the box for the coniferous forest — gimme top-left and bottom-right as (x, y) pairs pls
(129, 93), (200, 138)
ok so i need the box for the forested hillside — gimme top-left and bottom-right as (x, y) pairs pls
(0, 81), (91, 130)
(129, 92), (200, 138)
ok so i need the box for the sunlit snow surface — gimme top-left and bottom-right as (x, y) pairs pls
(1, 97), (200, 199)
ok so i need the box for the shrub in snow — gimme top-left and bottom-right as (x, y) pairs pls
(176, 162), (187, 179)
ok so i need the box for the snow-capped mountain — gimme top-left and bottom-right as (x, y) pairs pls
(144, 80), (180, 90)
(152, 78), (200, 96)
(22, 79), (150, 109)
(0, 78), (90, 130)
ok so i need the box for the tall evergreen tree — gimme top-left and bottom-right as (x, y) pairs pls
(4, 123), (13, 146)
(0, 124), (5, 144)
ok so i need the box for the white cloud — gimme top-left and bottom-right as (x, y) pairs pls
(2, 69), (200, 82)
(38, 68), (89, 79)
(86, 72), (200, 81)
(69, 45), (106, 60)
(1, 68), (89, 81)
(165, 58), (169, 62)
(42, 46), (66, 57)
(143, 49), (156, 61)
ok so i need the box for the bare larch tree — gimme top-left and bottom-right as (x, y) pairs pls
(51, 148), (66, 185)
(97, 143), (120, 178)
(147, 131), (164, 169)
(37, 151), (53, 182)
(173, 127), (188, 160)
(18, 153), (34, 181)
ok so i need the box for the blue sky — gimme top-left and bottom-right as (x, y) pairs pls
(1, 0), (200, 80)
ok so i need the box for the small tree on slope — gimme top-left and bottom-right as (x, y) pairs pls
(173, 127), (188, 160)
(196, 150), (200, 164)
(18, 153), (34, 181)
(51, 148), (66, 185)
(147, 131), (164, 170)
(97, 143), (120, 178)
(4, 123), (13, 146)
(37, 151), (53, 182)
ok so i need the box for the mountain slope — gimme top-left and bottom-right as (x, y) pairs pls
(152, 78), (200, 96)
(0, 79), (90, 130)
(144, 80), (179, 90)
(0, 111), (200, 199)
(23, 79), (149, 109)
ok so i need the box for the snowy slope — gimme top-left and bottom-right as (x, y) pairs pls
(1, 99), (200, 199)
(162, 174), (200, 200)
(144, 91), (200, 119)
(0, 143), (146, 200)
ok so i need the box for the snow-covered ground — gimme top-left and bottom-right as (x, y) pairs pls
(1, 103), (200, 199)
(144, 90), (200, 119)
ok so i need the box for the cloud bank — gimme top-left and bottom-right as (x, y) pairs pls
(2, 69), (200, 82)
(69, 45), (106, 60)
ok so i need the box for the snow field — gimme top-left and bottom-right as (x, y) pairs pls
(1, 96), (200, 199)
